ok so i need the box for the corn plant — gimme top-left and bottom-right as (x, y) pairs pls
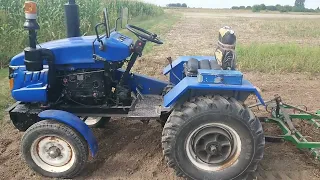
(0, 0), (163, 67)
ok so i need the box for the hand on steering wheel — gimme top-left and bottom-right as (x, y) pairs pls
(126, 24), (163, 44)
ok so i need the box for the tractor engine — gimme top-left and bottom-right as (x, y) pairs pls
(214, 26), (237, 70)
(60, 69), (112, 105)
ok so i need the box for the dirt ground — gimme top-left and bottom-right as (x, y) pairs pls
(1, 10), (320, 180)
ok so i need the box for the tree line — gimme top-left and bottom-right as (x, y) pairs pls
(166, 3), (188, 8)
(232, 0), (319, 13)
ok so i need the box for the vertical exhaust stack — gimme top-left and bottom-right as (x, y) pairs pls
(65, 0), (80, 38)
(23, 1), (43, 71)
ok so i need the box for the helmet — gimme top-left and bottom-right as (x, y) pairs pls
(218, 26), (236, 46)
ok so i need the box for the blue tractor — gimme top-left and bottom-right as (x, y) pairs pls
(7, 1), (265, 179)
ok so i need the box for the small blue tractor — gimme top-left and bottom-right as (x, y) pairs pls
(9, 1), (320, 179)
(6, 1), (266, 179)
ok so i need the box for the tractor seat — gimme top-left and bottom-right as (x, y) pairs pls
(185, 58), (222, 77)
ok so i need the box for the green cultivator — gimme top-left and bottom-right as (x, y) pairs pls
(255, 95), (320, 162)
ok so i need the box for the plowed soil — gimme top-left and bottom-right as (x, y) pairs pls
(1, 10), (320, 180)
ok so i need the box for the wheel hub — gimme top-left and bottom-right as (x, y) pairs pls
(31, 136), (76, 172)
(186, 123), (241, 171)
(192, 126), (233, 164)
(48, 146), (62, 159)
(207, 144), (219, 155)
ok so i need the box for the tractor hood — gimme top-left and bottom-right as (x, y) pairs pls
(10, 32), (133, 66)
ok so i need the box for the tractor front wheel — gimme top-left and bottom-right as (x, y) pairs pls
(21, 120), (88, 178)
(162, 95), (265, 180)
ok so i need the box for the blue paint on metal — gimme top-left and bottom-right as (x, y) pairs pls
(163, 77), (265, 107)
(10, 32), (134, 66)
(10, 32), (134, 103)
(11, 66), (48, 102)
(12, 85), (47, 102)
(38, 110), (98, 157)
(116, 69), (169, 95)
(163, 56), (216, 84)
(198, 69), (243, 85)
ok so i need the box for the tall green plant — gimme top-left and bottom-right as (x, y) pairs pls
(0, 0), (163, 67)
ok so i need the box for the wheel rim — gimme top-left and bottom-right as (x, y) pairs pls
(186, 123), (241, 171)
(30, 135), (76, 173)
(84, 117), (101, 126)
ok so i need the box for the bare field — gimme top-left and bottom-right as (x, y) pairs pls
(1, 9), (320, 180)
(168, 9), (320, 45)
(182, 11), (320, 19)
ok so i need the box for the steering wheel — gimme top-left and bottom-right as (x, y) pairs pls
(126, 24), (163, 44)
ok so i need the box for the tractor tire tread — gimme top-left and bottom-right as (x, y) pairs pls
(21, 120), (88, 179)
(162, 95), (265, 180)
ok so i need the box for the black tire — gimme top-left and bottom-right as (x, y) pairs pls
(21, 120), (89, 179)
(162, 95), (265, 180)
(85, 117), (111, 128)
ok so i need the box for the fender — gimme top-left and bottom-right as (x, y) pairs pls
(163, 77), (265, 107)
(38, 110), (98, 157)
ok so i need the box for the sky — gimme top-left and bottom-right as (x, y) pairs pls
(143, 0), (320, 9)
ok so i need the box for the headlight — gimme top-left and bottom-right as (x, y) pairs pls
(9, 78), (14, 90)
(9, 66), (15, 90)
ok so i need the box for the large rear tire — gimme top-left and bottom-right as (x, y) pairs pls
(162, 95), (265, 180)
(21, 120), (88, 178)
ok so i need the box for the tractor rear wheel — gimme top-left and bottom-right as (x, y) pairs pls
(162, 95), (265, 180)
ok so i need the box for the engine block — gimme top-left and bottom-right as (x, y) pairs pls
(62, 70), (107, 105)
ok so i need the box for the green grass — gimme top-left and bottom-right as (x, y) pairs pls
(237, 43), (320, 73)
(0, 68), (12, 120)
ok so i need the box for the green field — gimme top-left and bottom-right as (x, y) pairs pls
(237, 44), (320, 73)
(0, 0), (164, 67)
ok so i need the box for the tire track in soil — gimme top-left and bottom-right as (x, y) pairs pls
(1, 11), (320, 180)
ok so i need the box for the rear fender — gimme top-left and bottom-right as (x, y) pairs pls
(163, 77), (265, 107)
(38, 110), (98, 157)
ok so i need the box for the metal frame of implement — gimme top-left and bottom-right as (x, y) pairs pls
(257, 96), (320, 161)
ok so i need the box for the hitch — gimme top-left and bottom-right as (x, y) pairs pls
(254, 96), (320, 162)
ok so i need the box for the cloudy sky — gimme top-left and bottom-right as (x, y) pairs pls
(143, 0), (320, 9)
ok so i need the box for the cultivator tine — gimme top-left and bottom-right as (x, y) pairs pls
(279, 106), (296, 131)
(309, 149), (320, 164)
(273, 96), (297, 132)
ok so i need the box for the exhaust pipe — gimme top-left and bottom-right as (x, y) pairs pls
(65, 0), (80, 38)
